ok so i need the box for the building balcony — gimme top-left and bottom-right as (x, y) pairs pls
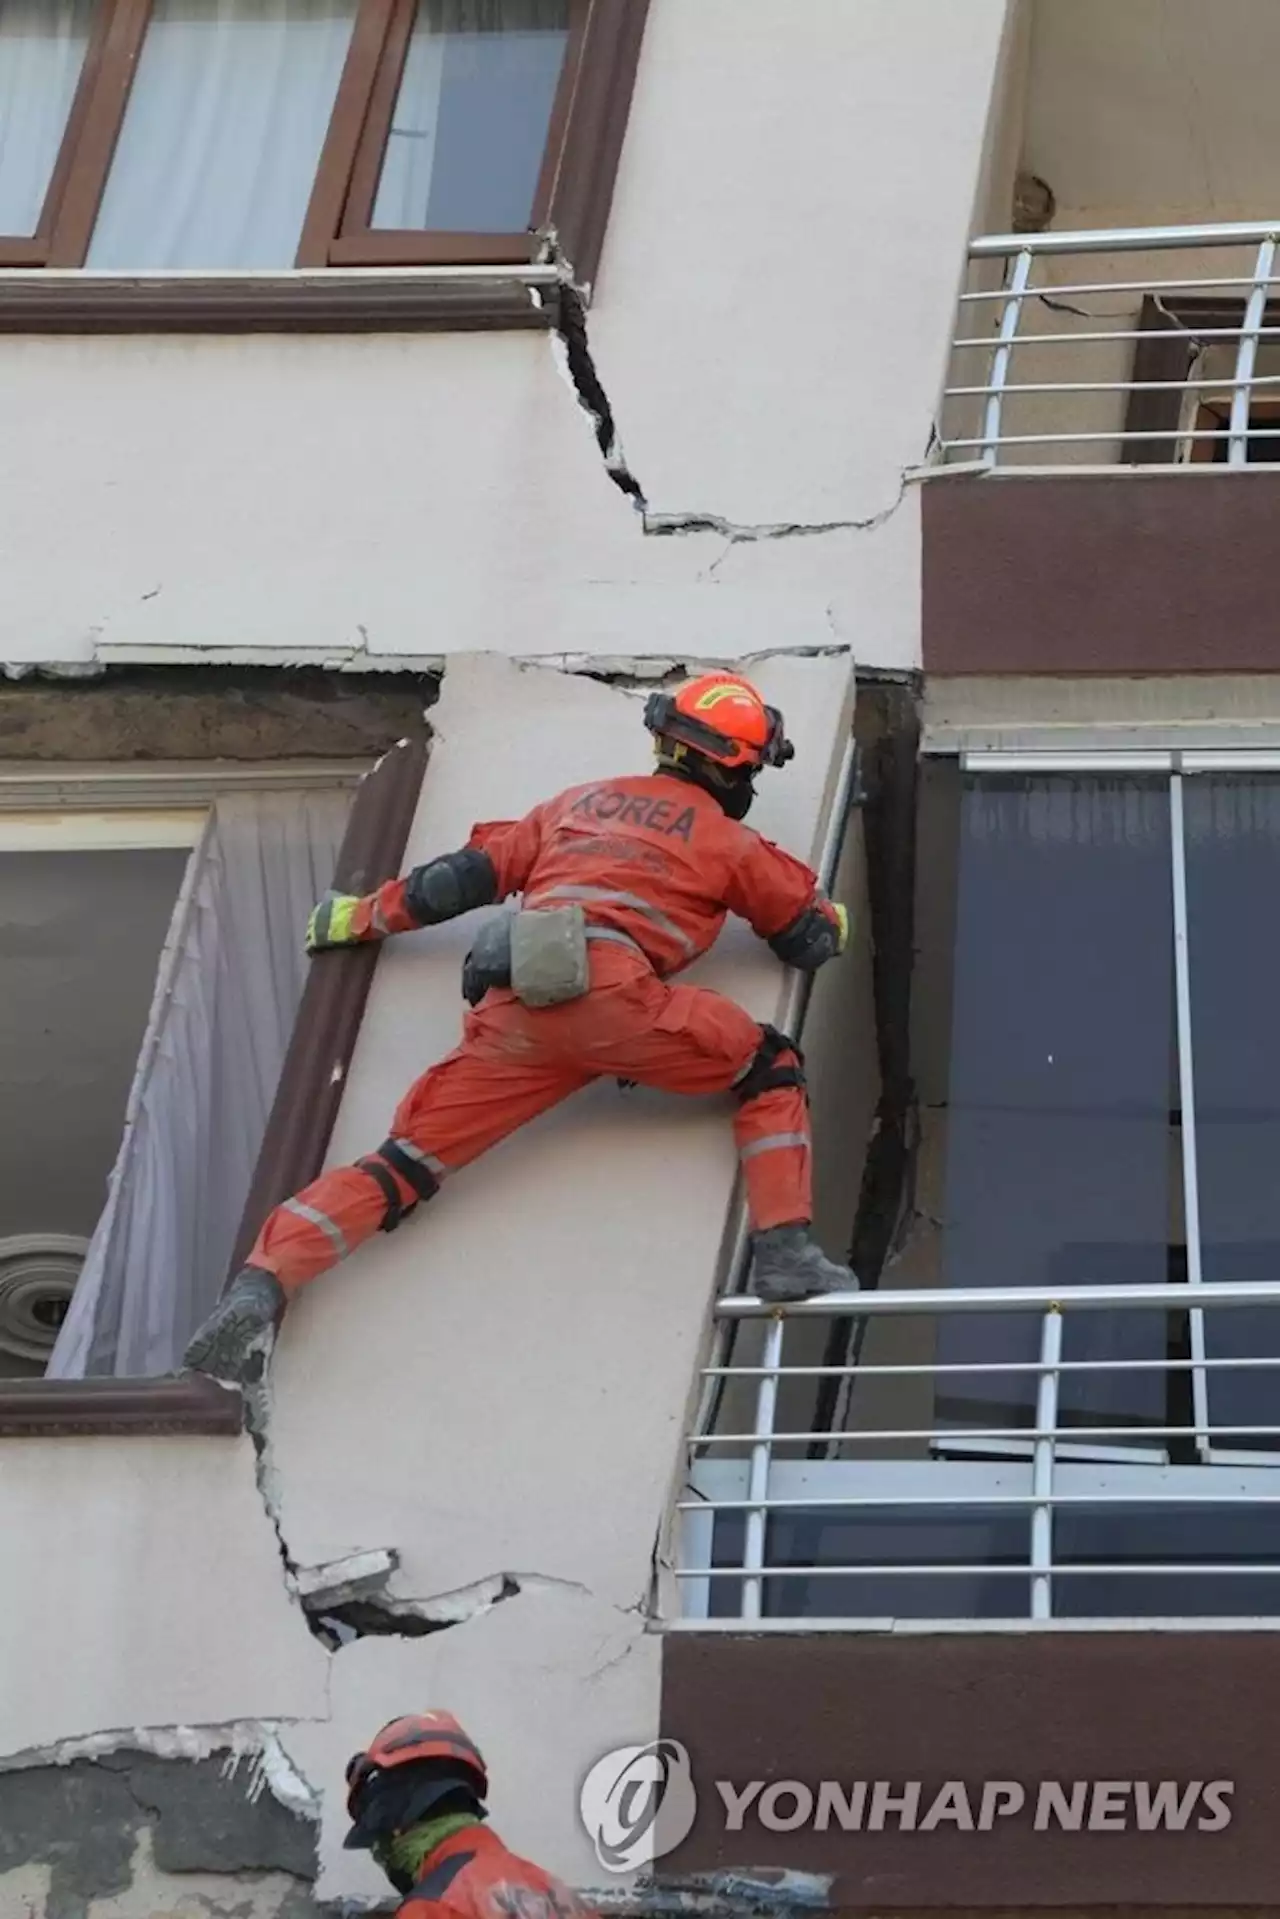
(941, 219), (1280, 471)
(924, 219), (1280, 675)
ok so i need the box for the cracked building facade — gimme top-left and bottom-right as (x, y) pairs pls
(5, 1), (1280, 1915)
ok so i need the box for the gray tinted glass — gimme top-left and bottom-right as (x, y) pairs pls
(937, 776), (1175, 1442)
(1185, 777), (1280, 1446)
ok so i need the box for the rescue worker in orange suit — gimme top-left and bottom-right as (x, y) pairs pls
(343, 1711), (595, 1919)
(184, 672), (858, 1381)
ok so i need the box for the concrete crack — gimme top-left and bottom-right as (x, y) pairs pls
(550, 263), (913, 549)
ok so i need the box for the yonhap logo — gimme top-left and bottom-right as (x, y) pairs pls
(579, 1740), (698, 1872)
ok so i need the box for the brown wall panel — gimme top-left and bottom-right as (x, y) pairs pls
(660, 1631), (1280, 1906)
(923, 474), (1280, 676)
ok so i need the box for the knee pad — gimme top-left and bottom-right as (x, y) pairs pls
(357, 1140), (441, 1234)
(734, 1024), (807, 1104)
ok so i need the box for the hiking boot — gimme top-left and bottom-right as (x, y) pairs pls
(749, 1225), (859, 1304)
(184, 1267), (286, 1383)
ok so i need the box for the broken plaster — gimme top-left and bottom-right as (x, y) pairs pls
(0, 1727), (320, 1826)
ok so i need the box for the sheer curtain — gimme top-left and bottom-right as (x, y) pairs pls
(48, 790), (351, 1379)
(87, 0), (357, 269)
(372, 0), (568, 232)
(0, 0), (92, 235)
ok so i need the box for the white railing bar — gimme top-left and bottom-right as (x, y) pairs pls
(1184, 751), (1280, 772)
(971, 220), (1280, 256)
(678, 1562), (1280, 1579)
(1230, 235), (1278, 463)
(959, 276), (1280, 300)
(740, 1313), (783, 1622)
(679, 1495), (1280, 1513)
(663, 1615), (1280, 1634)
(952, 326), (1280, 348)
(1030, 1309), (1062, 1618)
(1170, 773), (1212, 1454)
(965, 750), (1175, 772)
(696, 1425), (1280, 1443)
(717, 1279), (1280, 1318)
(702, 1354), (1280, 1378)
(981, 248), (1034, 463)
(944, 427), (1280, 449)
(947, 374), (1280, 397)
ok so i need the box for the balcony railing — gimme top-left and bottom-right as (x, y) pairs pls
(939, 220), (1280, 470)
(678, 1280), (1280, 1630)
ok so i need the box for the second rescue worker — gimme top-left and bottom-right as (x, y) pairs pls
(185, 672), (859, 1380)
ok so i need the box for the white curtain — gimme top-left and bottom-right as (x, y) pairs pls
(87, 0), (357, 270)
(48, 790), (351, 1379)
(372, 0), (568, 232)
(0, 0), (92, 237)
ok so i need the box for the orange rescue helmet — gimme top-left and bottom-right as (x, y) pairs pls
(644, 672), (795, 773)
(344, 1711), (488, 1848)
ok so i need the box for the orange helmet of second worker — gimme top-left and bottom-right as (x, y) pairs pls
(645, 672), (795, 771)
(345, 1711), (488, 1820)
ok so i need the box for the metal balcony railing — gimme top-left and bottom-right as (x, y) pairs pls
(939, 220), (1280, 469)
(677, 1281), (1280, 1630)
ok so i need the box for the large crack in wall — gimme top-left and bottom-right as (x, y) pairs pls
(548, 273), (919, 555)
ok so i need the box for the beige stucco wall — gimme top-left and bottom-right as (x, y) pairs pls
(0, 0), (1010, 676)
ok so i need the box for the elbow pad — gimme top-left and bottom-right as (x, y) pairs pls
(403, 848), (498, 926)
(767, 900), (848, 971)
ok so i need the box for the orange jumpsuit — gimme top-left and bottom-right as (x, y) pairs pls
(395, 1824), (597, 1919)
(248, 769), (836, 1293)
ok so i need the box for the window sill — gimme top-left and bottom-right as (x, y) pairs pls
(0, 266), (559, 334)
(0, 1375), (242, 1437)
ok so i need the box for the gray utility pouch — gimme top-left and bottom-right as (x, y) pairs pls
(510, 904), (589, 1007)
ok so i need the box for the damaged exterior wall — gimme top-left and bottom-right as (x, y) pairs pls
(0, 651), (854, 1913)
(0, 0), (1011, 676)
(0, 1), (1014, 1910)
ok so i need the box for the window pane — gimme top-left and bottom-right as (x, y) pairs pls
(1055, 1503), (1280, 1618)
(373, 0), (569, 233)
(0, 848), (188, 1377)
(0, 0), (92, 237)
(87, 0), (357, 270)
(937, 776), (1176, 1444)
(708, 1509), (1031, 1622)
(1185, 777), (1280, 1447)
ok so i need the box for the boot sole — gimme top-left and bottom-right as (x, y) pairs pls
(183, 1309), (276, 1384)
(752, 1275), (860, 1305)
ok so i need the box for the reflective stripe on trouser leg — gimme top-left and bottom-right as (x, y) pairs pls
(246, 1158), (421, 1293)
(733, 1085), (812, 1232)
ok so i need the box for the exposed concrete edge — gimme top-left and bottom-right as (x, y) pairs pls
(0, 1722), (322, 1822)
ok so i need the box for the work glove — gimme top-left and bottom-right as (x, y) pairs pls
(767, 898), (849, 971)
(306, 892), (373, 954)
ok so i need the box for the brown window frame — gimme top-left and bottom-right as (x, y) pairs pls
(1, 0), (644, 291)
